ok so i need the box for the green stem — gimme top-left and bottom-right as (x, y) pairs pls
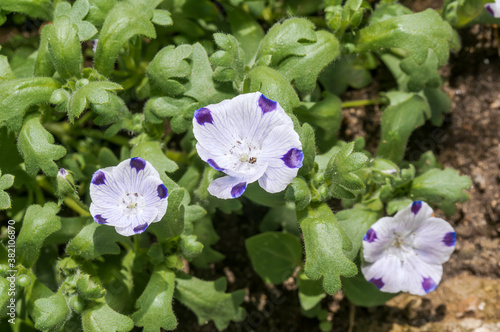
(341, 97), (388, 108)
(63, 198), (90, 217)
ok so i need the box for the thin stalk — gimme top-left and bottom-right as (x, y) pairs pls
(341, 97), (388, 108)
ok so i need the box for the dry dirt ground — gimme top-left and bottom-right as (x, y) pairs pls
(176, 13), (500, 332)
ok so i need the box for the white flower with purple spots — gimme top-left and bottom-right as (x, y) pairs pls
(361, 201), (456, 296)
(192, 92), (303, 199)
(485, 0), (500, 17)
(89, 157), (169, 236)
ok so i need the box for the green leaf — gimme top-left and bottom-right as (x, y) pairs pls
(64, 80), (123, 122)
(0, 0), (53, 20)
(410, 168), (471, 215)
(174, 272), (246, 330)
(32, 290), (71, 330)
(297, 271), (326, 311)
(356, 9), (454, 67)
(244, 181), (286, 207)
(146, 45), (193, 96)
(342, 270), (397, 307)
(131, 266), (177, 331)
(16, 203), (61, 268)
(0, 277), (9, 310)
(285, 177), (311, 211)
(256, 18), (317, 67)
(152, 9), (173, 26)
(424, 87), (452, 126)
(210, 33), (245, 86)
(259, 204), (300, 236)
(295, 93), (342, 152)
(376, 92), (430, 163)
(247, 66), (300, 112)
(400, 49), (442, 92)
(319, 53), (374, 95)
(325, 142), (368, 199)
(226, 6), (264, 65)
(336, 205), (378, 261)
(45, 15), (83, 80)
(148, 188), (185, 239)
(35, 26), (56, 77)
(82, 300), (134, 332)
(95, 1), (156, 76)
(0, 78), (60, 131)
(54, 0), (98, 41)
(130, 141), (178, 184)
(298, 203), (357, 295)
(66, 222), (130, 259)
(184, 43), (233, 105)
(17, 115), (67, 177)
(246, 232), (303, 285)
(442, 0), (489, 28)
(86, 0), (115, 26)
(144, 96), (197, 133)
(0, 55), (15, 80)
(0, 170), (14, 210)
(191, 217), (225, 269)
(297, 121), (316, 177)
(278, 30), (339, 93)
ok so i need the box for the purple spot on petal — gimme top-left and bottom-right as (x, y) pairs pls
(443, 232), (456, 247)
(281, 148), (303, 168)
(258, 94), (277, 114)
(207, 159), (224, 171)
(485, 4), (495, 16)
(369, 277), (385, 289)
(363, 228), (377, 243)
(422, 277), (437, 293)
(130, 157), (146, 172)
(157, 184), (168, 199)
(194, 107), (213, 125)
(94, 215), (107, 224)
(411, 201), (422, 215)
(230, 182), (246, 198)
(133, 223), (149, 234)
(92, 171), (106, 185)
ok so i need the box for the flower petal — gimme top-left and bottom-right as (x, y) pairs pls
(258, 165), (300, 193)
(393, 201), (434, 234)
(140, 176), (169, 223)
(361, 251), (443, 295)
(413, 217), (456, 265)
(114, 157), (161, 193)
(208, 176), (247, 199)
(260, 124), (302, 168)
(362, 216), (396, 263)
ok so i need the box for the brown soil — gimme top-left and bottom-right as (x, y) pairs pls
(175, 19), (500, 332)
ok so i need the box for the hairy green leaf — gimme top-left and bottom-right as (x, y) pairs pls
(32, 290), (71, 330)
(325, 142), (368, 199)
(131, 266), (177, 331)
(54, 0), (98, 41)
(278, 30), (339, 93)
(285, 177), (311, 211)
(46, 15), (83, 80)
(95, 1), (156, 76)
(17, 115), (67, 177)
(246, 232), (302, 284)
(336, 205), (378, 260)
(17, 203), (61, 268)
(66, 222), (129, 259)
(147, 45), (193, 96)
(0, 0), (53, 20)
(247, 66), (300, 112)
(0, 170), (14, 210)
(297, 271), (326, 311)
(376, 92), (430, 163)
(0, 77), (60, 131)
(191, 217), (225, 269)
(144, 96), (198, 133)
(211, 33), (245, 87)
(319, 54), (374, 95)
(298, 203), (357, 295)
(86, 0), (115, 26)
(411, 168), (471, 215)
(256, 18), (317, 66)
(226, 6), (264, 65)
(356, 9), (454, 67)
(174, 272), (246, 330)
(82, 300), (134, 332)
(0, 55), (15, 80)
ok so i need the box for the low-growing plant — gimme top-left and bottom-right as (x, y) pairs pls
(2, 0), (493, 331)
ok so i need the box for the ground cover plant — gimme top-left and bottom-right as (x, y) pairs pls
(0, 0), (496, 331)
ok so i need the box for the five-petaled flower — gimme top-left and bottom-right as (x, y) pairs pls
(89, 157), (169, 236)
(193, 92), (303, 199)
(361, 201), (456, 295)
(485, 1), (500, 17)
